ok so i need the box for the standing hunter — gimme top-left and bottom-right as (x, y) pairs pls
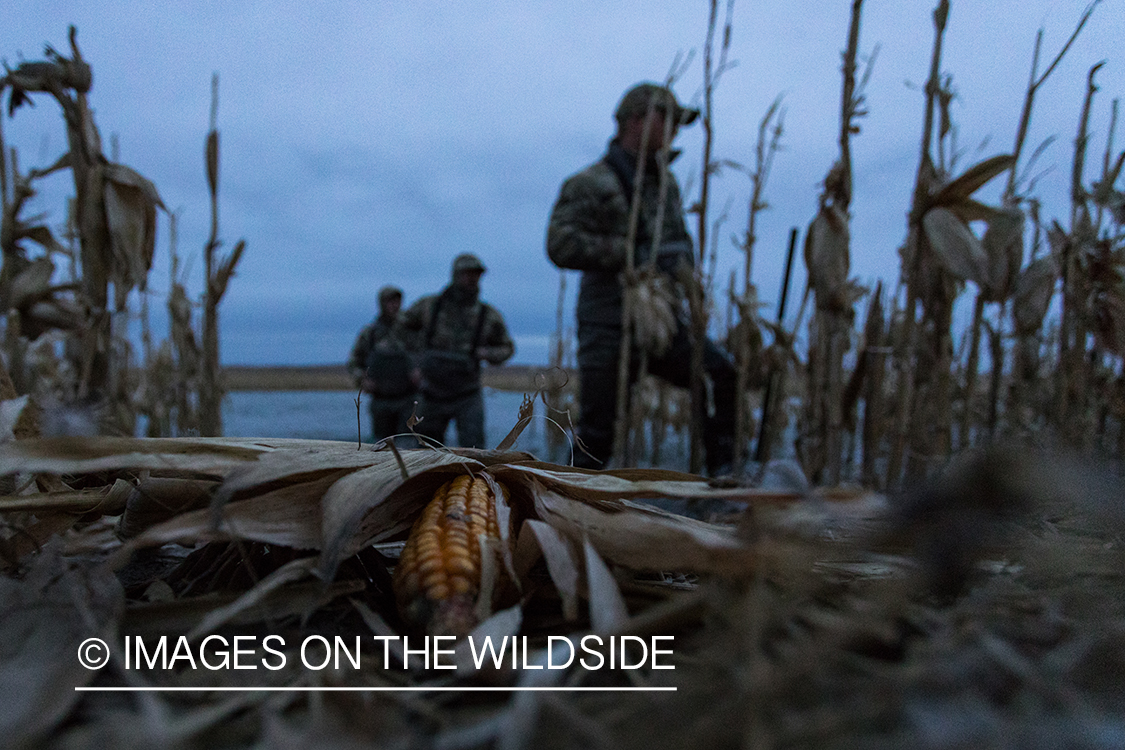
(348, 285), (417, 445)
(547, 81), (738, 475)
(397, 253), (514, 448)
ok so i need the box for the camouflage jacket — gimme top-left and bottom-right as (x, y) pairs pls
(546, 138), (694, 327)
(348, 314), (415, 397)
(397, 286), (514, 395)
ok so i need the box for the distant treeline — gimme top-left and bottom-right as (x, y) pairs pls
(223, 364), (571, 393)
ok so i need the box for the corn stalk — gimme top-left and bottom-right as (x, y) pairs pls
(685, 0), (735, 474)
(968, 2), (1100, 450)
(1003, 1), (1103, 205)
(797, 0), (867, 485)
(887, 0), (950, 487)
(1054, 65), (1125, 453)
(199, 73), (245, 436)
(611, 53), (692, 467)
(545, 270), (570, 462)
(609, 89), (657, 467)
(733, 96), (784, 474)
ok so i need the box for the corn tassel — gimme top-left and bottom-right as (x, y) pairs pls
(393, 473), (505, 636)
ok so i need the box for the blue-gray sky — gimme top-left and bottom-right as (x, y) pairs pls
(4, 1), (1120, 365)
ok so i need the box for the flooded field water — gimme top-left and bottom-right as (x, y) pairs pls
(221, 389), (621, 466)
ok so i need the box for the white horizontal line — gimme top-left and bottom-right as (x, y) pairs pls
(75, 686), (676, 693)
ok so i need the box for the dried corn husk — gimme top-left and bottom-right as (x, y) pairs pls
(628, 272), (678, 355)
(22, 299), (83, 337)
(980, 208), (1024, 301)
(7, 256), (55, 311)
(1011, 256), (1058, 336)
(804, 204), (850, 309)
(922, 206), (988, 285)
(1093, 290), (1125, 356)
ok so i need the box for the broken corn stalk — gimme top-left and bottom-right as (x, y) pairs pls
(393, 473), (505, 636)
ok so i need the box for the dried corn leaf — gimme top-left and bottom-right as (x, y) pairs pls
(583, 536), (629, 633)
(208, 440), (405, 506)
(0, 435), (272, 477)
(0, 542), (121, 747)
(1045, 219), (1071, 259)
(19, 224), (69, 257)
(930, 154), (1015, 206)
(1093, 293), (1125, 357)
(494, 461), (800, 505)
(453, 604), (523, 671)
(131, 471), (346, 551)
(0, 396), (29, 441)
(529, 484), (756, 575)
(2, 513), (84, 566)
(945, 197), (1011, 225)
(186, 556), (318, 640)
(211, 240), (246, 301)
(127, 579), (365, 640)
(103, 162), (165, 211)
(0, 480), (130, 516)
(103, 163), (163, 309)
(351, 598), (405, 664)
(922, 207), (988, 284)
(117, 476), (219, 539)
(517, 519), (580, 621)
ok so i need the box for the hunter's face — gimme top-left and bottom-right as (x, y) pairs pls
(381, 297), (402, 317)
(624, 109), (678, 154)
(454, 269), (483, 295)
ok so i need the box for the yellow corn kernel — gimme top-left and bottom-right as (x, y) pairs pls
(392, 473), (505, 636)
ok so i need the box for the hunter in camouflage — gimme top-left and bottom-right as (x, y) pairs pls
(348, 285), (416, 445)
(547, 82), (738, 475)
(397, 253), (514, 448)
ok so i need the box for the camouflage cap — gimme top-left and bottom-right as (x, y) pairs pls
(451, 253), (487, 274)
(614, 82), (699, 126)
(378, 285), (402, 303)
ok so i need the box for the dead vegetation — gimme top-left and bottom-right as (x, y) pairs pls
(722, 0), (1125, 490)
(0, 2), (1123, 747)
(0, 27), (244, 441)
(0, 427), (1121, 748)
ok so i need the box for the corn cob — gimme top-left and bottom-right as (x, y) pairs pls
(393, 473), (505, 636)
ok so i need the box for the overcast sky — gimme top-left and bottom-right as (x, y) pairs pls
(4, 1), (1120, 365)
